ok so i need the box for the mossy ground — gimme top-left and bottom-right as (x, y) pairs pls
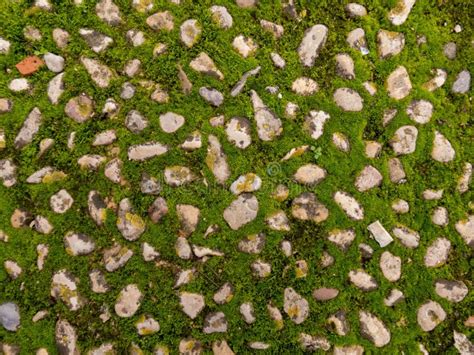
(0, 0), (473, 353)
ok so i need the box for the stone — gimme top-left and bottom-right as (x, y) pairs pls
(210, 6), (233, 29)
(335, 53), (355, 79)
(230, 173), (261, 194)
(292, 77), (318, 95)
(238, 233), (265, 254)
(52, 28), (69, 49)
(51, 270), (84, 310)
(294, 164), (326, 185)
(240, 302), (256, 324)
(223, 193), (258, 230)
(125, 110), (148, 133)
(355, 165), (383, 192)
(142, 242), (160, 262)
(123, 59), (141, 77)
(284, 288), (309, 324)
(132, 0), (153, 12)
(11, 208), (32, 228)
(384, 289), (405, 306)
(272, 184), (289, 202)
(443, 42), (456, 59)
(104, 158), (124, 184)
(32, 309), (48, 322)
(148, 197), (168, 223)
(120, 82), (135, 99)
(452, 70), (471, 94)
(225, 117), (252, 149)
(102, 98), (119, 117)
(89, 269), (110, 293)
(14, 107), (42, 149)
(349, 269), (378, 291)
(267, 303), (284, 329)
(380, 251), (401, 282)
(43, 52), (64, 73)
(159, 112), (185, 133)
(4, 260), (22, 279)
(333, 88), (363, 111)
(16, 56), (44, 75)
(345, 3), (367, 17)
(55, 320), (78, 355)
(250, 90), (283, 140)
(359, 311), (391, 347)
(390, 125), (418, 155)
(116, 198), (145, 241)
(80, 57), (114, 88)
(292, 192), (329, 223)
(457, 162), (472, 193)
(9, 78), (30, 92)
(424, 237), (451, 267)
(179, 292), (205, 319)
(96, 0), (122, 25)
(103, 243), (133, 272)
(377, 30), (405, 58)
(150, 84), (169, 103)
(77, 154), (106, 171)
(332, 132), (350, 152)
(93, 129), (116, 146)
(230, 66), (261, 97)
(363, 81), (377, 95)
(298, 24), (328, 67)
(392, 199), (409, 214)
(392, 225), (420, 248)
(435, 279), (468, 303)
(136, 315), (159, 335)
(328, 310), (350, 336)
(176, 204), (200, 237)
(26, 166), (66, 184)
(164, 166), (196, 186)
(0, 98), (13, 114)
(386, 66), (412, 100)
(248, 342), (270, 350)
(368, 220), (393, 247)
(334, 345), (365, 355)
(64, 231), (95, 256)
(454, 331), (474, 354)
(260, 19), (284, 38)
(179, 338), (202, 354)
(24, 25), (42, 41)
(206, 134), (230, 184)
(128, 142), (168, 161)
(388, 0), (416, 25)
(334, 191), (364, 220)
(0, 159), (17, 187)
(417, 300), (446, 331)
(0, 303), (20, 331)
(313, 287), (339, 301)
(251, 259), (272, 277)
(0, 37), (11, 54)
(65, 95), (94, 123)
(79, 29), (113, 53)
(388, 158), (406, 183)
(455, 215), (474, 248)
(304, 110), (330, 140)
(214, 283), (234, 304)
(180, 19), (201, 47)
(271, 52), (286, 68)
(199, 87), (223, 106)
(190, 52), (224, 80)
(47, 73), (65, 105)
(232, 35), (258, 58)
(115, 284), (142, 317)
(89, 343), (115, 354)
(212, 340), (234, 355)
(359, 243), (374, 260)
(423, 68), (447, 91)
(347, 28), (368, 54)
(180, 130), (202, 151)
(431, 131), (455, 162)
(236, 0), (257, 8)
(126, 29), (145, 47)
(431, 206), (448, 226)
(31, 215), (53, 234)
(192, 245), (223, 258)
(328, 229), (355, 251)
(406, 99), (433, 124)
(203, 312), (227, 333)
(299, 334), (330, 352)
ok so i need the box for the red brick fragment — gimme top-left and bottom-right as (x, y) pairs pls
(15, 55), (44, 75)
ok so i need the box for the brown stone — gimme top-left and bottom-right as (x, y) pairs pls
(313, 288), (339, 301)
(16, 56), (44, 75)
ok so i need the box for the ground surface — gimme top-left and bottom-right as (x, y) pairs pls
(0, 0), (473, 354)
